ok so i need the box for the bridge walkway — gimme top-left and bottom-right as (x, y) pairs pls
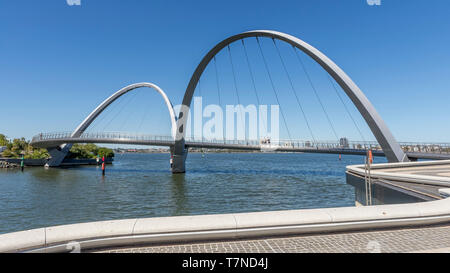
(30, 132), (450, 160)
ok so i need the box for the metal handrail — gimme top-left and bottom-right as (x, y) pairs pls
(30, 132), (450, 154)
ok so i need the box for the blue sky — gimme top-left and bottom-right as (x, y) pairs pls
(1, 0), (450, 143)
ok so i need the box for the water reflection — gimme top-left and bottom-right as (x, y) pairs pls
(170, 174), (188, 215)
(0, 153), (382, 234)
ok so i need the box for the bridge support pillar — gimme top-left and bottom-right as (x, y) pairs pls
(46, 145), (71, 167)
(171, 147), (188, 174)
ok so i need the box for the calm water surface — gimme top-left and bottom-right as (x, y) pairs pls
(0, 153), (385, 234)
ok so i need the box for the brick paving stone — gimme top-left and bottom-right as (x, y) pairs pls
(90, 224), (450, 253)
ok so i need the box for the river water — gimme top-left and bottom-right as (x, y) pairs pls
(0, 153), (385, 234)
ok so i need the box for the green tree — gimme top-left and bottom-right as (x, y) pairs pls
(11, 138), (28, 154)
(84, 144), (99, 155)
(2, 149), (14, 158)
(67, 144), (114, 159)
(68, 144), (93, 159)
(0, 134), (9, 146)
(1, 135), (49, 159)
(2, 138), (112, 160)
(97, 147), (115, 158)
(25, 148), (50, 159)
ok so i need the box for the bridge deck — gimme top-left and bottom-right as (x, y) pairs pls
(30, 135), (450, 160)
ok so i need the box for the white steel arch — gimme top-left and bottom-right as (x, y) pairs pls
(46, 82), (177, 166)
(171, 30), (408, 173)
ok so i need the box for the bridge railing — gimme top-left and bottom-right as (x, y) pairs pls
(31, 132), (380, 150)
(31, 132), (450, 154)
(181, 137), (382, 149)
(399, 142), (450, 154)
(32, 132), (177, 143)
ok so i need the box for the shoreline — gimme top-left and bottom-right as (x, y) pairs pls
(0, 157), (114, 168)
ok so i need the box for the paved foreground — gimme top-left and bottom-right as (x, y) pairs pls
(91, 224), (450, 253)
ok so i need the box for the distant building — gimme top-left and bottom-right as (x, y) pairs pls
(339, 138), (349, 148)
(0, 146), (6, 153)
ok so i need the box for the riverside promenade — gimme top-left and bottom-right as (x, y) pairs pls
(92, 159), (450, 253)
(93, 223), (450, 253)
(1, 160), (450, 253)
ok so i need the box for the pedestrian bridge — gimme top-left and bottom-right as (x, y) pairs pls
(32, 30), (446, 172)
(31, 132), (450, 161)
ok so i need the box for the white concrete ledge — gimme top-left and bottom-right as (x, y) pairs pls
(346, 160), (450, 186)
(1, 196), (450, 253)
(439, 188), (450, 198)
(350, 159), (450, 170)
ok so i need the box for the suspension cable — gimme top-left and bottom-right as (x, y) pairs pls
(118, 90), (141, 131)
(227, 44), (247, 140)
(213, 56), (222, 107)
(136, 106), (149, 133)
(270, 38), (315, 142)
(241, 39), (267, 137)
(241, 39), (261, 105)
(227, 45), (243, 106)
(256, 37), (292, 141)
(89, 86), (139, 132)
(291, 44), (340, 142)
(213, 56), (225, 141)
(136, 91), (151, 133)
(88, 95), (123, 132)
(198, 78), (204, 143)
(102, 90), (138, 131)
(326, 73), (367, 144)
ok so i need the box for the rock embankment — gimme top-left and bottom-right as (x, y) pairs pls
(0, 161), (19, 168)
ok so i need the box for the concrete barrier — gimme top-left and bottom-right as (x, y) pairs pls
(440, 189), (450, 198)
(1, 195), (450, 253)
(346, 159), (450, 186)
